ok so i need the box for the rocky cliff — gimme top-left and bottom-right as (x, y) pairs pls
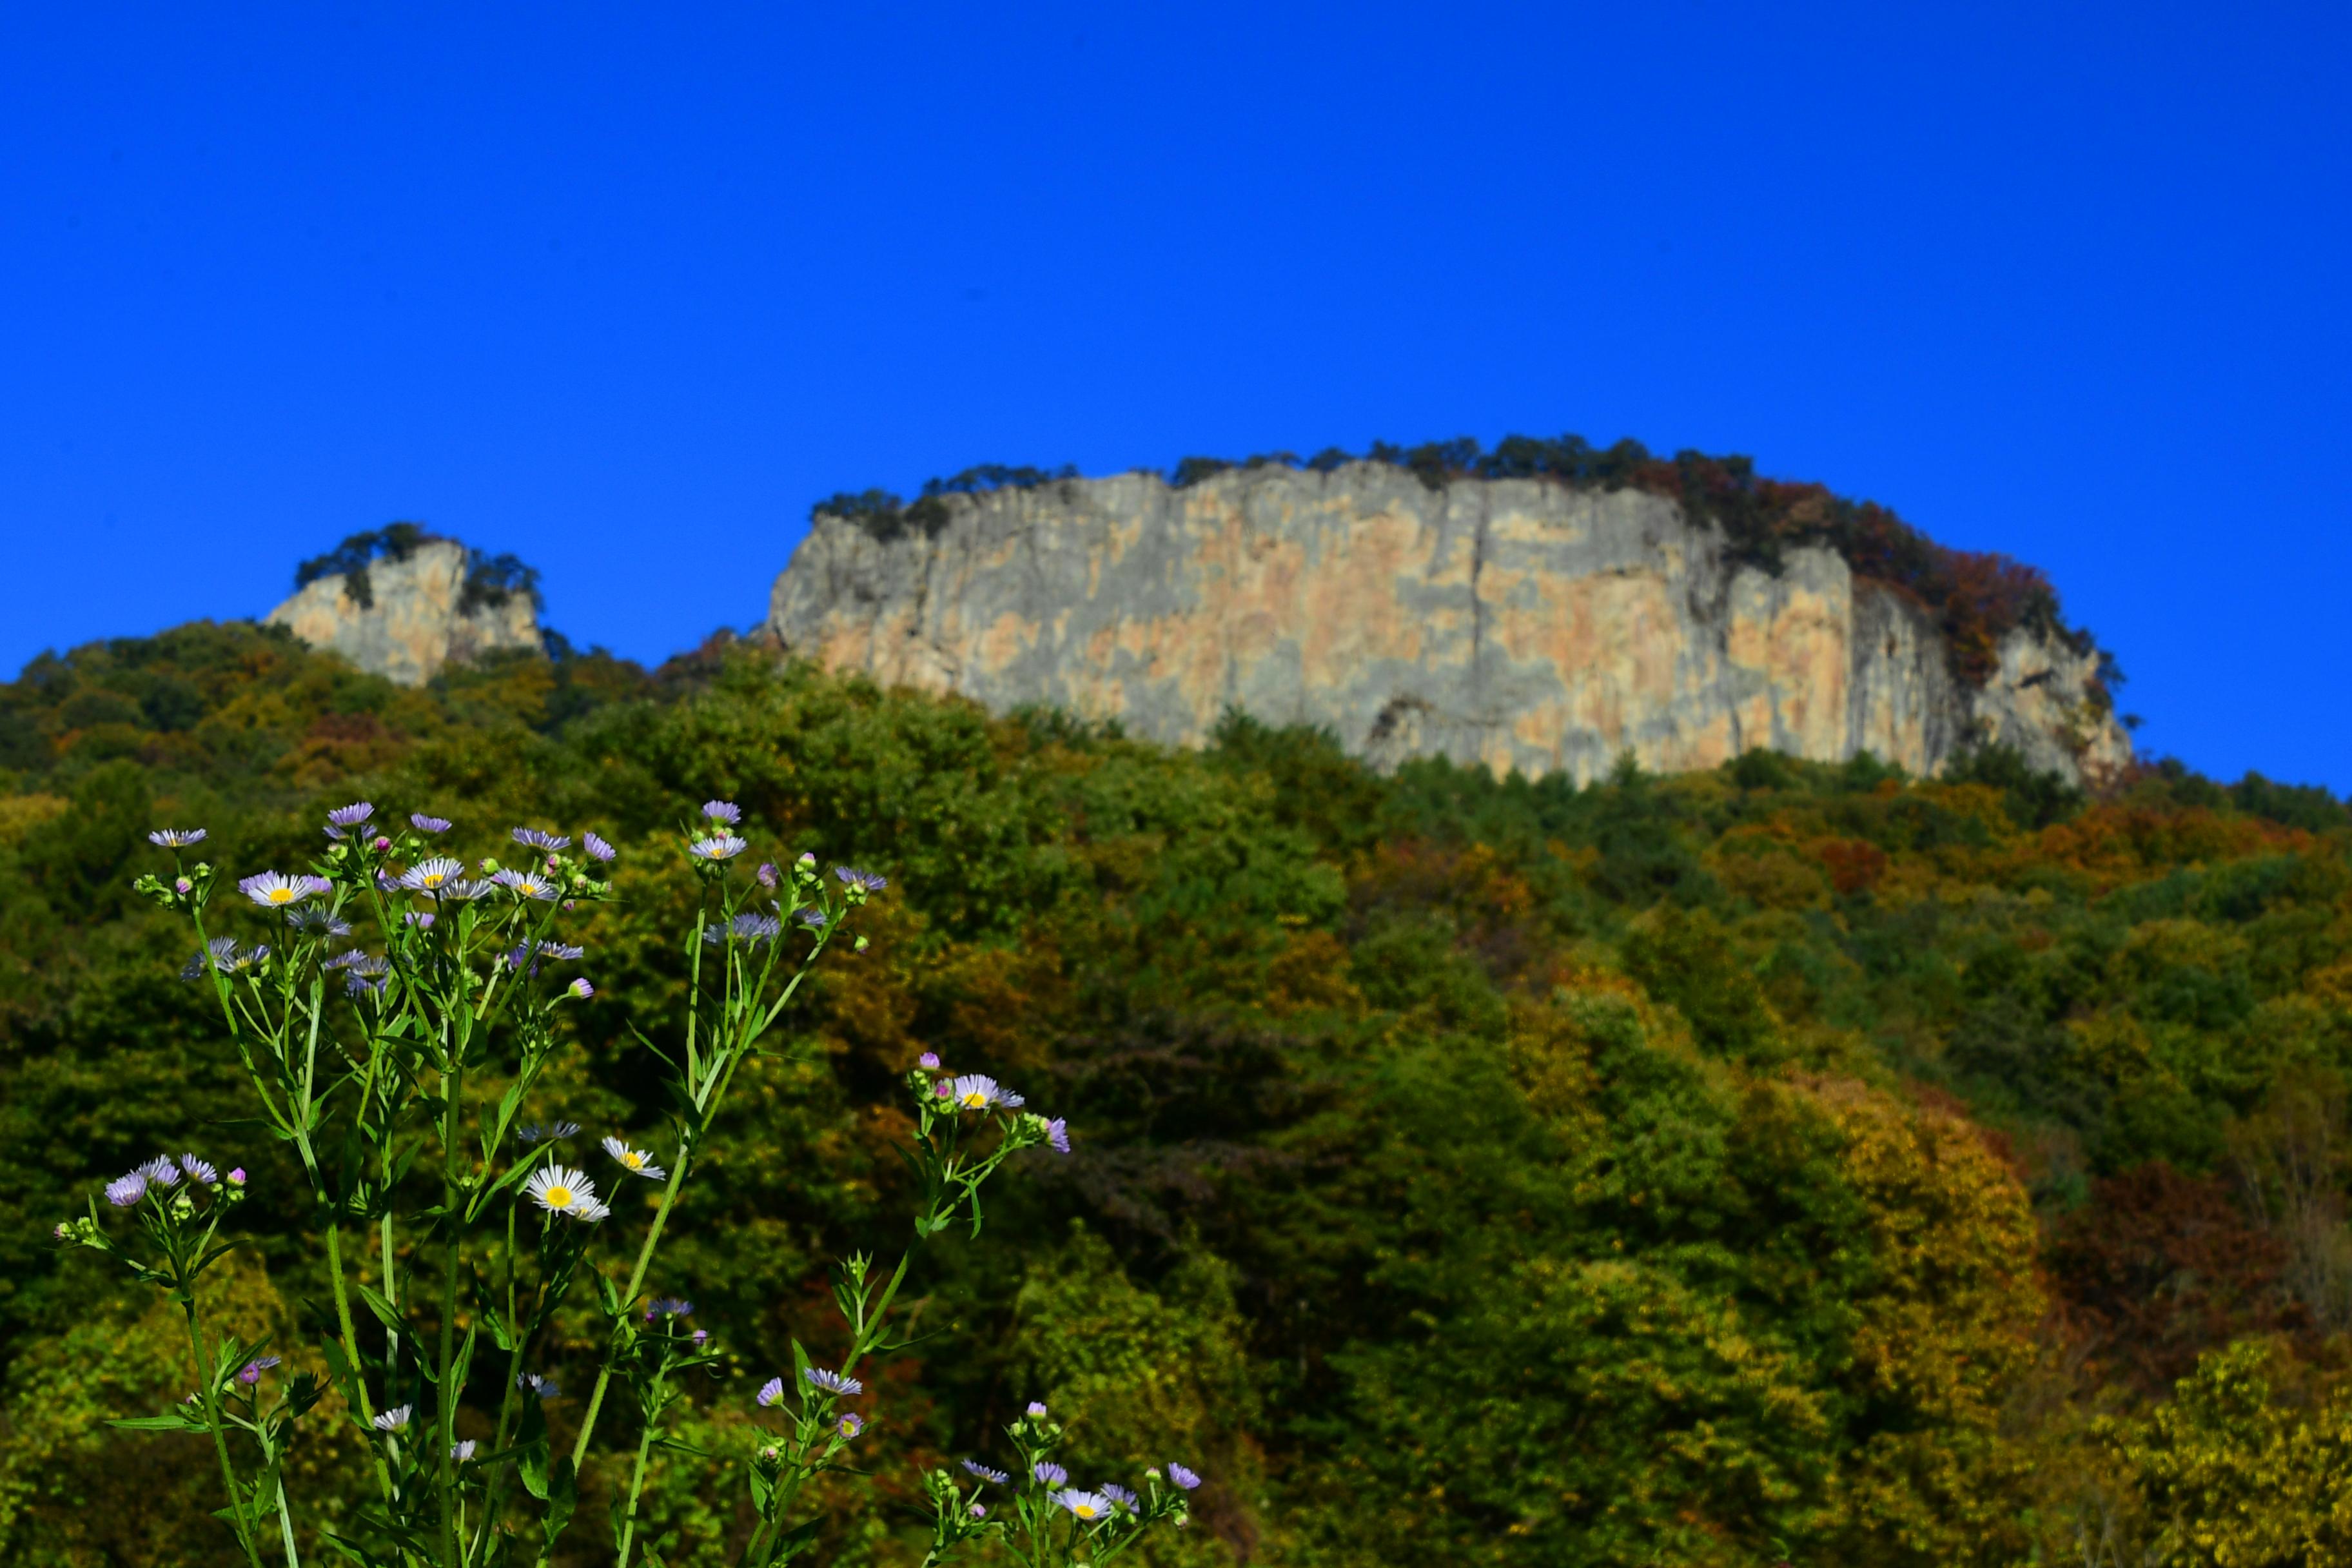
(268, 540), (540, 686)
(769, 464), (2131, 785)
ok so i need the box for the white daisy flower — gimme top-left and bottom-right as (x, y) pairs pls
(949, 1074), (1024, 1112)
(602, 1136), (667, 1181)
(399, 857), (466, 892)
(525, 1165), (596, 1217)
(373, 1404), (412, 1432)
(238, 870), (320, 908)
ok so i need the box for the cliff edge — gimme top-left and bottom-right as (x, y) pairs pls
(267, 537), (540, 686)
(769, 462), (2130, 785)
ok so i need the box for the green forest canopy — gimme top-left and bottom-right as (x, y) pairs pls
(1, 620), (2349, 1565)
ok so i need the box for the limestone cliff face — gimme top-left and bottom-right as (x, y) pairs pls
(769, 465), (2131, 785)
(267, 540), (539, 686)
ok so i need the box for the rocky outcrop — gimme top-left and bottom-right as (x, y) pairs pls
(768, 464), (2131, 785)
(268, 540), (539, 686)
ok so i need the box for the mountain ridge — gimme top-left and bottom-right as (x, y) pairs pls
(769, 456), (2131, 785)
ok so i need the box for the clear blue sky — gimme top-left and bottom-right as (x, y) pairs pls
(5, 3), (2346, 788)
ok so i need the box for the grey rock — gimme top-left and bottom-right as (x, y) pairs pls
(267, 540), (539, 686)
(767, 464), (2130, 785)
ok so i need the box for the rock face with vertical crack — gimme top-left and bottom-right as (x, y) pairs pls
(267, 540), (540, 687)
(767, 464), (2131, 784)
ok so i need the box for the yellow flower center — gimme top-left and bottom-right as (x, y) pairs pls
(623, 1153), (644, 1168)
(422, 872), (444, 887)
(1075, 1505), (1097, 1519)
(544, 1185), (573, 1208)
(268, 888), (295, 903)
(961, 1092), (988, 1108)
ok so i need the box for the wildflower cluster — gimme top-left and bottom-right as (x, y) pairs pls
(923, 1400), (1203, 1567)
(97, 795), (1082, 1568)
(906, 1050), (1072, 1237)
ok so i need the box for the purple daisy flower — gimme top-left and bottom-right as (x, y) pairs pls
(179, 1153), (219, 1186)
(644, 1297), (693, 1320)
(517, 1373), (559, 1399)
(327, 802), (375, 829)
(701, 800), (742, 825)
(796, 906), (829, 929)
(285, 906), (351, 935)
(962, 1460), (1010, 1484)
(148, 827), (207, 847)
(1033, 1460), (1068, 1485)
(410, 813), (453, 834)
(491, 867), (560, 901)
(1054, 1489), (1113, 1522)
(1168, 1462), (1202, 1490)
(512, 827), (571, 852)
(104, 1171), (148, 1207)
(1026, 1402), (1048, 1417)
(687, 834), (749, 863)
(1102, 1482), (1138, 1511)
(803, 1367), (861, 1396)
(833, 866), (888, 893)
(836, 1412), (865, 1438)
(236, 1356), (281, 1385)
(568, 977), (594, 1000)
(918, 1052), (941, 1069)
(756, 1377), (786, 1407)
(1045, 1117), (1071, 1155)
(181, 937), (243, 981)
(756, 861), (778, 888)
(137, 1156), (182, 1188)
(703, 912), (781, 946)
(583, 832), (616, 863)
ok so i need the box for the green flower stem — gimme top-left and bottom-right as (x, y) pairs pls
(467, 1206), (531, 1564)
(435, 1055), (467, 1568)
(184, 1295), (267, 1568)
(274, 1473), (302, 1568)
(323, 1220), (399, 1507)
(567, 1150), (692, 1473)
(613, 1370), (667, 1568)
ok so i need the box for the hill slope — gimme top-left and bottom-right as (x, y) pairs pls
(0, 623), (2344, 1565)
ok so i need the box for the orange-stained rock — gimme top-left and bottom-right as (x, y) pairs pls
(768, 464), (2130, 785)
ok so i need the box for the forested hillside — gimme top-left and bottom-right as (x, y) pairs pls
(3, 621), (2349, 1565)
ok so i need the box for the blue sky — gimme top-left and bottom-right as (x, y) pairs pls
(4, 3), (2346, 787)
